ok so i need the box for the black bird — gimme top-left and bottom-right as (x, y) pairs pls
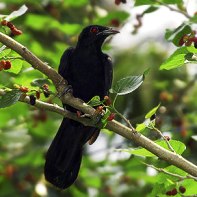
(44, 25), (119, 189)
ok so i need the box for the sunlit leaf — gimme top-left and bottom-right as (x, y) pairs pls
(145, 104), (160, 119)
(4, 59), (23, 74)
(110, 75), (144, 95)
(5, 5), (28, 21)
(0, 49), (11, 58)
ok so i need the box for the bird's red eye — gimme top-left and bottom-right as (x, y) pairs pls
(90, 27), (99, 33)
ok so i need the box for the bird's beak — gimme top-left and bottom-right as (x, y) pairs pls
(101, 28), (120, 36)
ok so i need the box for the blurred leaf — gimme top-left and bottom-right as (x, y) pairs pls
(160, 46), (197, 70)
(95, 11), (129, 26)
(165, 24), (192, 46)
(191, 135), (197, 141)
(5, 5), (28, 21)
(0, 49), (11, 58)
(110, 75), (144, 95)
(143, 6), (159, 14)
(64, 0), (88, 7)
(119, 140), (186, 157)
(0, 89), (22, 108)
(135, 0), (182, 6)
(145, 103), (160, 119)
(4, 59), (23, 74)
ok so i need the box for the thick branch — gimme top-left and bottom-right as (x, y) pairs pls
(0, 32), (197, 178)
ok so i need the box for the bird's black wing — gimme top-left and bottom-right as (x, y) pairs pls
(103, 54), (113, 95)
(58, 47), (75, 80)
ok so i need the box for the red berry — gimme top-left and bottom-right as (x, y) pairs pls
(3, 60), (11, 70)
(0, 60), (6, 67)
(166, 191), (172, 195)
(0, 65), (3, 71)
(11, 28), (23, 36)
(110, 19), (120, 27)
(97, 106), (103, 112)
(7, 21), (14, 29)
(1, 20), (7, 26)
(104, 95), (111, 106)
(164, 136), (170, 141)
(179, 186), (186, 193)
(42, 84), (49, 91)
(115, 0), (121, 5)
(19, 86), (29, 93)
(36, 91), (40, 99)
(107, 113), (115, 121)
(171, 188), (177, 196)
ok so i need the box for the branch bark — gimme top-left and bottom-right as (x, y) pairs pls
(0, 32), (197, 178)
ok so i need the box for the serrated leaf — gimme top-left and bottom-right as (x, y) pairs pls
(0, 89), (22, 108)
(110, 75), (144, 95)
(31, 78), (50, 87)
(5, 5), (28, 21)
(145, 104), (160, 119)
(159, 46), (197, 70)
(165, 24), (192, 46)
(0, 49), (11, 58)
(4, 59), (23, 74)
(87, 96), (102, 107)
(118, 140), (186, 157)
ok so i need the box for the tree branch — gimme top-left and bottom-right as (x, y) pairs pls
(1, 32), (197, 178)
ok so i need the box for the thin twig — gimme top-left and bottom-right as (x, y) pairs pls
(155, 0), (191, 19)
(152, 125), (175, 152)
(144, 162), (197, 181)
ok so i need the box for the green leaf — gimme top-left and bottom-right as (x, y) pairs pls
(135, 0), (182, 6)
(31, 78), (51, 87)
(160, 46), (197, 70)
(119, 140), (186, 157)
(87, 96), (102, 107)
(0, 49), (11, 58)
(181, 179), (197, 195)
(95, 11), (129, 26)
(136, 123), (146, 132)
(4, 59), (23, 74)
(145, 104), (160, 119)
(110, 75), (144, 95)
(143, 6), (159, 14)
(0, 89), (22, 108)
(165, 24), (192, 46)
(5, 5), (28, 21)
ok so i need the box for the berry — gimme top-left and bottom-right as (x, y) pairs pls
(29, 95), (36, 105)
(171, 188), (177, 196)
(3, 60), (11, 70)
(43, 90), (50, 98)
(7, 21), (15, 29)
(166, 190), (172, 195)
(150, 114), (156, 121)
(179, 186), (186, 193)
(107, 113), (115, 121)
(42, 84), (49, 91)
(164, 136), (170, 141)
(97, 106), (103, 112)
(0, 60), (6, 67)
(104, 95), (111, 106)
(36, 91), (40, 99)
(115, 0), (121, 5)
(0, 65), (3, 71)
(110, 19), (120, 27)
(11, 28), (22, 36)
(19, 86), (29, 93)
(1, 20), (7, 26)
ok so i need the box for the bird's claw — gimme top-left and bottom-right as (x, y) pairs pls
(58, 85), (73, 98)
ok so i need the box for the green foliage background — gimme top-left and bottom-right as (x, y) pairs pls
(0, 0), (197, 196)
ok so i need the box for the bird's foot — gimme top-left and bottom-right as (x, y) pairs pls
(58, 85), (73, 98)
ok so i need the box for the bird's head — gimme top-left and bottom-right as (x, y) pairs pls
(77, 25), (119, 48)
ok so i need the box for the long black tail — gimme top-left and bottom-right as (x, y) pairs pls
(44, 118), (95, 189)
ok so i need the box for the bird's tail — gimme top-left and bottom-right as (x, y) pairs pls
(44, 118), (95, 189)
